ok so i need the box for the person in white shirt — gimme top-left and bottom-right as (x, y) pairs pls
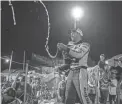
(109, 69), (118, 104)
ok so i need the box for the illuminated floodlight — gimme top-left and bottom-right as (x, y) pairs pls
(5, 59), (10, 63)
(72, 7), (84, 20)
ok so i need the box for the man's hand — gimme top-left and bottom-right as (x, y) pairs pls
(57, 43), (68, 52)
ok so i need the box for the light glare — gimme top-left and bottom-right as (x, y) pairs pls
(5, 59), (10, 63)
(105, 60), (108, 64)
(72, 7), (84, 20)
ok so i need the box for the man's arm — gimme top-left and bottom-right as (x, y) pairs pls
(68, 43), (90, 59)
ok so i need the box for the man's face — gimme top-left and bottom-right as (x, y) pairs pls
(71, 32), (82, 42)
(111, 73), (116, 79)
(100, 55), (105, 61)
(61, 75), (65, 81)
(19, 77), (25, 85)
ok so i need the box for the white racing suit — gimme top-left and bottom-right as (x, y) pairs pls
(59, 41), (92, 104)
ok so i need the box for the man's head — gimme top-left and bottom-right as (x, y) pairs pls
(111, 73), (117, 79)
(70, 28), (83, 43)
(110, 67), (117, 79)
(61, 74), (65, 81)
(19, 76), (25, 85)
(100, 54), (105, 61)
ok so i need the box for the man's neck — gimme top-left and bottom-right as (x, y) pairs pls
(74, 40), (82, 44)
(100, 59), (104, 62)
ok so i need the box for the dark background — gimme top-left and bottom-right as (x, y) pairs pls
(1, 1), (122, 69)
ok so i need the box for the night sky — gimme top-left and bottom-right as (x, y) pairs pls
(1, 1), (122, 64)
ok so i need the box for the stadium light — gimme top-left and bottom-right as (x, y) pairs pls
(71, 6), (84, 29)
(72, 7), (84, 20)
(5, 58), (10, 63)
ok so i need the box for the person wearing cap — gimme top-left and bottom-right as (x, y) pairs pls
(57, 28), (91, 104)
(109, 67), (118, 104)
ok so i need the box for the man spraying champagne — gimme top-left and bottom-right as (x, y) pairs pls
(56, 28), (92, 104)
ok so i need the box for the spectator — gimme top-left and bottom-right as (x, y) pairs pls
(12, 73), (32, 102)
(2, 87), (16, 104)
(98, 54), (106, 71)
(118, 73), (122, 104)
(99, 64), (110, 104)
(57, 74), (66, 103)
(88, 73), (96, 104)
(109, 69), (118, 104)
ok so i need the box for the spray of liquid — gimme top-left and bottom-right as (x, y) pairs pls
(8, 0), (58, 58)
(39, 0), (59, 58)
(9, 0), (16, 25)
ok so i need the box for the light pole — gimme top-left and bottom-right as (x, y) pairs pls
(8, 51), (13, 81)
(9, 51), (13, 73)
(71, 6), (84, 29)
